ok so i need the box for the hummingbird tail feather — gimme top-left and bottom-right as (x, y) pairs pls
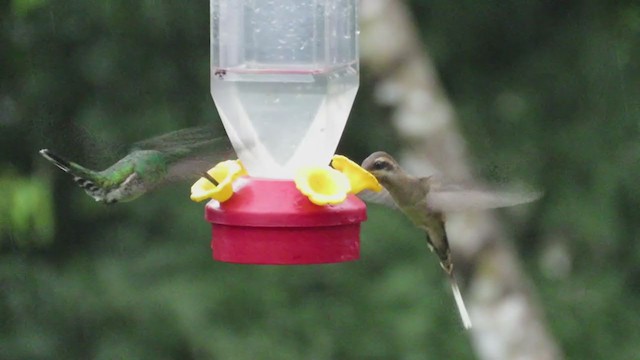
(39, 149), (105, 200)
(449, 272), (472, 330)
(72, 176), (101, 194)
(39, 149), (73, 173)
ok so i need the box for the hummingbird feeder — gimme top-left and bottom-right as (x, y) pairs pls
(194, 0), (379, 265)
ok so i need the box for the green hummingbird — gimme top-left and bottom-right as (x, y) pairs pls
(39, 126), (234, 204)
(361, 151), (542, 329)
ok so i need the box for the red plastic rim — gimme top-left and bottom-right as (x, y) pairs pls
(205, 178), (367, 265)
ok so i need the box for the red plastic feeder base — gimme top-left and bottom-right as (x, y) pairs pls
(205, 178), (367, 265)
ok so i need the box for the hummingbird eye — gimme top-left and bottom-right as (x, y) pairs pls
(372, 160), (389, 171)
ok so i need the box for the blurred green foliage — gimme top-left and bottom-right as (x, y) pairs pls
(1, 0), (639, 359)
(0, 170), (54, 247)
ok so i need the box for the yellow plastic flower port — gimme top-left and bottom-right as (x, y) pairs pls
(331, 155), (383, 194)
(295, 166), (351, 206)
(190, 160), (247, 203)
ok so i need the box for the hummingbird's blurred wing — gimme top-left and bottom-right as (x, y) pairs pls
(424, 176), (542, 213)
(357, 188), (400, 210)
(131, 126), (224, 152)
(164, 137), (236, 182)
(134, 126), (236, 182)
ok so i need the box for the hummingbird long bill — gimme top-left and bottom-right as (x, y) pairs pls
(360, 151), (542, 330)
(39, 126), (234, 204)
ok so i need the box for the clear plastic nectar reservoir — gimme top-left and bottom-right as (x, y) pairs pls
(210, 0), (359, 178)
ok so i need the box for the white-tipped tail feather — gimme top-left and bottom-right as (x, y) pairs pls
(449, 272), (472, 330)
(39, 149), (72, 173)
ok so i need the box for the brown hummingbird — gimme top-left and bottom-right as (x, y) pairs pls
(361, 151), (541, 329)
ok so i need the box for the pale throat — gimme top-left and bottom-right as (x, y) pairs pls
(381, 173), (425, 206)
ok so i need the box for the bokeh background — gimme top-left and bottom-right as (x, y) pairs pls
(1, 0), (639, 359)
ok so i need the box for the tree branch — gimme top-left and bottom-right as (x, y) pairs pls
(359, 1), (562, 359)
